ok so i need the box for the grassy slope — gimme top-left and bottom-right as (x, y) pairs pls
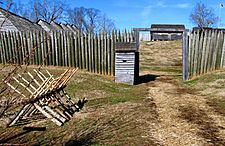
(0, 67), (151, 145)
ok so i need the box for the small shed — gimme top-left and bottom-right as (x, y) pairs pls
(0, 8), (43, 32)
(115, 42), (139, 85)
(150, 24), (185, 41)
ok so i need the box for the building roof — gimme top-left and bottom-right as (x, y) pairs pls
(37, 20), (55, 32)
(60, 23), (71, 31)
(50, 21), (63, 30)
(0, 7), (43, 31)
(66, 24), (78, 33)
(38, 20), (79, 33)
(115, 42), (138, 52)
(151, 24), (185, 29)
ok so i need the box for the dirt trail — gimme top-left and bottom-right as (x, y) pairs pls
(141, 41), (225, 146)
(148, 76), (205, 145)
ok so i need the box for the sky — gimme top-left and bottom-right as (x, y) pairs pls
(14, 0), (225, 30)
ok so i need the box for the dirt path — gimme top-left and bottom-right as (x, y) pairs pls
(144, 74), (225, 146)
(141, 41), (225, 146)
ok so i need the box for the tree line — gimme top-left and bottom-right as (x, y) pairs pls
(0, 0), (115, 33)
(0, 0), (222, 31)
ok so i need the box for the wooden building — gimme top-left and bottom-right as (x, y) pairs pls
(115, 42), (139, 85)
(38, 19), (79, 33)
(0, 8), (43, 32)
(37, 20), (62, 32)
(150, 24), (185, 41)
(66, 24), (79, 34)
(50, 21), (63, 30)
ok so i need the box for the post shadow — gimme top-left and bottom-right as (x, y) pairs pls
(135, 74), (159, 84)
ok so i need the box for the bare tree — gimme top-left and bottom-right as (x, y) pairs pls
(86, 8), (100, 33)
(67, 7), (115, 33)
(67, 7), (87, 32)
(190, 2), (218, 28)
(31, 0), (66, 23)
(0, 0), (13, 10)
(98, 14), (115, 32)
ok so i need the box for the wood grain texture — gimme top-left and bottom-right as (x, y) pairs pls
(0, 30), (135, 76)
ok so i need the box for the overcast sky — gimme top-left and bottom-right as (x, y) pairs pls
(14, 0), (225, 29)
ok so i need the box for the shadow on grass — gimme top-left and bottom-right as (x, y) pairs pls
(136, 74), (159, 84)
(65, 129), (97, 146)
(178, 105), (225, 145)
(0, 127), (46, 144)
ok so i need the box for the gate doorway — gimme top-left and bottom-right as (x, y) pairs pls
(133, 27), (186, 83)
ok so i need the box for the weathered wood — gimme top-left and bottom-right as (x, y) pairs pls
(0, 30), (135, 76)
(211, 30), (219, 71)
(55, 31), (59, 66)
(97, 33), (101, 73)
(47, 32), (52, 65)
(182, 30), (188, 80)
(187, 29), (225, 79)
(34, 103), (63, 126)
(107, 33), (111, 75)
(94, 33), (98, 73)
(67, 31), (72, 67)
(70, 32), (75, 67)
(103, 32), (107, 75)
(81, 34), (84, 69)
(216, 31), (224, 69)
(221, 33), (225, 68)
(44, 105), (66, 123)
(7, 32), (12, 63)
(193, 30), (200, 77)
(115, 42), (138, 85)
(208, 30), (216, 71)
(59, 31), (63, 66)
(87, 33), (91, 71)
(8, 104), (32, 127)
(3, 32), (9, 62)
(84, 33), (88, 69)
(0, 33), (5, 63)
(11, 32), (16, 64)
(196, 31), (203, 75)
(199, 30), (207, 74)
(77, 32), (81, 68)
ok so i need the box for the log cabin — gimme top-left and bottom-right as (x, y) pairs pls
(150, 24), (185, 41)
(0, 8), (43, 32)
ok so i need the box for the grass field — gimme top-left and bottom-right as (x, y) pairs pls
(1, 41), (225, 145)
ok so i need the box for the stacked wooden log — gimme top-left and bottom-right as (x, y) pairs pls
(4, 67), (86, 126)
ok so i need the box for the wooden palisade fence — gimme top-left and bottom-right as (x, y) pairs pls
(0, 30), (135, 76)
(183, 29), (225, 80)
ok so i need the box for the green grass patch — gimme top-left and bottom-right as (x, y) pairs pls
(185, 72), (225, 87)
(65, 72), (148, 107)
(140, 66), (182, 74)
